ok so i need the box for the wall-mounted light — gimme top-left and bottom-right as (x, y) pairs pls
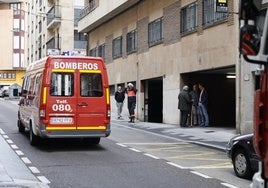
(226, 75), (236, 79)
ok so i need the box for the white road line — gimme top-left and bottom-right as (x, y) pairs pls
(116, 143), (127, 147)
(166, 162), (187, 169)
(3, 135), (8, 139)
(29, 166), (40, 174)
(129, 148), (141, 152)
(190, 171), (211, 179)
(15, 150), (24, 156)
(0, 128), (4, 134)
(6, 139), (13, 144)
(221, 183), (240, 188)
(119, 142), (187, 145)
(37, 176), (51, 184)
(10, 144), (18, 149)
(21, 157), (32, 164)
(144, 153), (160, 159)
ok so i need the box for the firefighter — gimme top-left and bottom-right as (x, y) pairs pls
(125, 83), (137, 123)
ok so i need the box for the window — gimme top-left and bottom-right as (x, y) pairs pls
(202, 0), (227, 26)
(98, 44), (105, 58)
(50, 73), (74, 96)
(80, 73), (103, 97)
(10, 3), (21, 15)
(181, 3), (197, 34)
(148, 18), (163, 46)
(127, 30), (137, 53)
(89, 47), (97, 56)
(113, 36), (122, 58)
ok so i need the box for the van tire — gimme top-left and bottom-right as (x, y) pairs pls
(17, 119), (25, 133)
(29, 124), (40, 146)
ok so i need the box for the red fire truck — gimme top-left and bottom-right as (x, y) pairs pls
(17, 56), (111, 146)
(240, 0), (268, 187)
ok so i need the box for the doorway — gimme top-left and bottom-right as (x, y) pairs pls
(147, 78), (163, 123)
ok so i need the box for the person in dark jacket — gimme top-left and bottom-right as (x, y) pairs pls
(125, 83), (137, 123)
(198, 83), (209, 127)
(114, 86), (125, 119)
(189, 84), (201, 126)
(178, 85), (192, 127)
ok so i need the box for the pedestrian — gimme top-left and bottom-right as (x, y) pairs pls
(178, 85), (192, 127)
(189, 84), (201, 126)
(114, 86), (125, 119)
(198, 83), (209, 127)
(125, 83), (137, 123)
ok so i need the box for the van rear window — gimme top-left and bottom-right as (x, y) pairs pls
(50, 73), (74, 96)
(80, 73), (103, 97)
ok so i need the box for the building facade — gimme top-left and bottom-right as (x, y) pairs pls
(0, 0), (27, 87)
(27, 0), (87, 64)
(79, 0), (258, 134)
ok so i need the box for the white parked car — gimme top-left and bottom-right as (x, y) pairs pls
(0, 85), (10, 97)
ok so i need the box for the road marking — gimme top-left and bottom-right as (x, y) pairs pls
(3, 135), (8, 139)
(29, 166), (40, 174)
(129, 148), (141, 152)
(6, 139), (13, 144)
(10, 144), (18, 149)
(221, 182), (239, 188)
(15, 150), (24, 156)
(166, 162), (187, 169)
(0, 128), (5, 134)
(37, 176), (51, 184)
(144, 153), (160, 159)
(191, 162), (232, 169)
(190, 171), (211, 179)
(168, 151), (216, 159)
(116, 143), (127, 147)
(119, 142), (188, 145)
(21, 157), (32, 164)
(147, 145), (194, 151)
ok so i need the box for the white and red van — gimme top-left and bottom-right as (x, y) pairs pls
(18, 56), (111, 145)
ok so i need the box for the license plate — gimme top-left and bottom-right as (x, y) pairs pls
(50, 117), (73, 124)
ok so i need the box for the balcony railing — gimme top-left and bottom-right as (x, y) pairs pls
(47, 5), (61, 29)
(46, 36), (61, 50)
(78, 0), (96, 20)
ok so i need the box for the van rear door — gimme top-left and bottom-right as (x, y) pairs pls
(47, 70), (77, 131)
(76, 68), (107, 132)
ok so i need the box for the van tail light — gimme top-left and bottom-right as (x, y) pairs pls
(105, 87), (111, 119)
(40, 87), (47, 119)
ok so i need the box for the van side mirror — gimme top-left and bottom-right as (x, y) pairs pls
(240, 24), (261, 56)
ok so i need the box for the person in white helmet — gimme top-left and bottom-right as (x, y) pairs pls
(125, 83), (137, 123)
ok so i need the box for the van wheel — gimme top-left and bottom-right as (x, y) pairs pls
(17, 119), (25, 133)
(29, 124), (40, 146)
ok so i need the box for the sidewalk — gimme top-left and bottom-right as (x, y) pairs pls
(111, 114), (238, 151)
(0, 98), (237, 187)
(0, 98), (49, 188)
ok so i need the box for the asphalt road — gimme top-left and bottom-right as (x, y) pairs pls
(0, 99), (250, 188)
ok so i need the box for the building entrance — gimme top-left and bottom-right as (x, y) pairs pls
(145, 77), (163, 123)
(181, 66), (235, 127)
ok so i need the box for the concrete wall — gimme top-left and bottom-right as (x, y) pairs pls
(85, 0), (247, 130)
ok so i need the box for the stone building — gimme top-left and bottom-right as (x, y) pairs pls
(79, 0), (258, 134)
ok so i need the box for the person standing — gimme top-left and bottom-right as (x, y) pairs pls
(189, 84), (201, 126)
(178, 85), (192, 127)
(198, 83), (209, 127)
(114, 86), (125, 119)
(125, 83), (137, 123)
